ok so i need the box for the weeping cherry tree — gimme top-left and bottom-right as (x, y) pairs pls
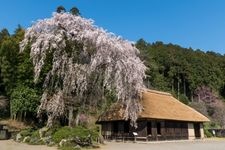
(20, 12), (147, 127)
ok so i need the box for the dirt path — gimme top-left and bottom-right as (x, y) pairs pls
(2, 139), (225, 150)
(0, 140), (57, 150)
(100, 139), (225, 150)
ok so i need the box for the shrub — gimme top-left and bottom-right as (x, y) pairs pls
(10, 86), (39, 120)
(203, 122), (219, 138)
(52, 126), (99, 143)
(52, 126), (71, 143)
(19, 128), (46, 145)
(29, 130), (45, 145)
(31, 130), (40, 138)
(20, 128), (33, 137)
(44, 127), (59, 137)
(204, 128), (213, 138)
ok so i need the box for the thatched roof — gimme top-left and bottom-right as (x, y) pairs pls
(97, 89), (210, 122)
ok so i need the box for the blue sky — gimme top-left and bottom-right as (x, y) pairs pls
(0, 0), (225, 54)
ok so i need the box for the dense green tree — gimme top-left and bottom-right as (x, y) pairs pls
(0, 28), (10, 44)
(10, 86), (39, 121)
(56, 6), (66, 13)
(70, 7), (80, 16)
(0, 36), (19, 95)
(0, 29), (10, 94)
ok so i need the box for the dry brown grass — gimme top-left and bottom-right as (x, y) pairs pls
(0, 119), (30, 130)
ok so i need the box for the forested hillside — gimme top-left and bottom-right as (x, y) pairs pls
(1, 27), (225, 129)
(1, 12), (225, 130)
(136, 39), (225, 128)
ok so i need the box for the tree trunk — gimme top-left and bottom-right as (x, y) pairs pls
(24, 111), (27, 122)
(12, 113), (16, 120)
(75, 112), (80, 126)
(177, 77), (180, 100)
(171, 79), (174, 93)
(18, 112), (23, 121)
(183, 77), (186, 96)
(102, 85), (105, 109)
(191, 91), (193, 102)
(68, 106), (74, 127)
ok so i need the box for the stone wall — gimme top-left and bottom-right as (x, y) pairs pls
(0, 125), (10, 140)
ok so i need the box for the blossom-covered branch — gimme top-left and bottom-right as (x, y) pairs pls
(20, 12), (147, 126)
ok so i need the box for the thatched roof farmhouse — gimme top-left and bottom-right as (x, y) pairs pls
(97, 89), (209, 141)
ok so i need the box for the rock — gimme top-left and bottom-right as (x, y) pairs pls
(38, 139), (45, 145)
(74, 145), (81, 149)
(73, 135), (92, 147)
(23, 136), (31, 143)
(41, 136), (52, 144)
(59, 138), (78, 147)
(39, 127), (49, 138)
(29, 137), (38, 144)
(59, 139), (67, 147)
(47, 141), (55, 146)
(16, 133), (22, 142)
(29, 137), (44, 145)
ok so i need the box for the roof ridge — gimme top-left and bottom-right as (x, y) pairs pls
(143, 88), (172, 96)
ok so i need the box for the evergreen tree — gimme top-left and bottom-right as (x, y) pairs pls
(56, 6), (66, 13)
(70, 6), (80, 16)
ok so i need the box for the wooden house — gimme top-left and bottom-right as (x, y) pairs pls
(97, 89), (210, 141)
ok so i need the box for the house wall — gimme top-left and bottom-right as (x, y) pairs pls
(188, 123), (195, 140)
(163, 120), (188, 140)
(188, 122), (204, 140)
(101, 121), (131, 140)
(200, 123), (204, 139)
(100, 120), (191, 141)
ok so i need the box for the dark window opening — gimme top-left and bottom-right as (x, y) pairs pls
(124, 121), (130, 133)
(147, 122), (152, 135)
(157, 122), (161, 135)
(113, 122), (118, 133)
(194, 123), (201, 138)
(181, 122), (188, 128)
